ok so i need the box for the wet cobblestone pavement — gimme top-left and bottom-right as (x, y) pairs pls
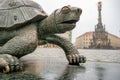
(0, 48), (120, 80)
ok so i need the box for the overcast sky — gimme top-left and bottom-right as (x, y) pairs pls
(33, 0), (120, 43)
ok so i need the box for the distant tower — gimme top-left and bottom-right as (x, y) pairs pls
(90, 1), (112, 49)
(98, 1), (102, 24)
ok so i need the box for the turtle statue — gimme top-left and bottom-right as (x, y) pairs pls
(0, 0), (86, 73)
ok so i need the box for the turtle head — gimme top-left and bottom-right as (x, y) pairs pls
(52, 5), (82, 33)
(38, 5), (82, 35)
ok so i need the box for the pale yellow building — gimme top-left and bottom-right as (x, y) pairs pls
(75, 32), (94, 49)
(108, 33), (120, 49)
(75, 31), (120, 49)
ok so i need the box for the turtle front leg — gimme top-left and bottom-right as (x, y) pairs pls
(0, 54), (23, 73)
(41, 35), (86, 65)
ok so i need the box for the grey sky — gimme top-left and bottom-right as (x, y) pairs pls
(33, 0), (120, 43)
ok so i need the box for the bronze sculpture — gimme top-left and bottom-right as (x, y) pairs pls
(0, 0), (86, 73)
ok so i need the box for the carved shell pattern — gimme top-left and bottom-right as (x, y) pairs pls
(0, 0), (47, 29)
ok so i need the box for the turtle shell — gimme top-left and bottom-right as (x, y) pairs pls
(0, 0), (48, 29)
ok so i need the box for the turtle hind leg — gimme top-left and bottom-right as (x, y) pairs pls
(0, 54), (23, 73)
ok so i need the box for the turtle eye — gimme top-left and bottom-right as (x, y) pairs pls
(61, 6), (70, 14)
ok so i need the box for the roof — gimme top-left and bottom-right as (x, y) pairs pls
(76, 31), (120, 39)
(77, 31), (94, 39)
(108, 33), (120, 39)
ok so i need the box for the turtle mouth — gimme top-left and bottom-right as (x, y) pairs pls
(61, 20), (78, 24)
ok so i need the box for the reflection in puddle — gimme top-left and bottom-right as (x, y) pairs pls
(24, 58), (68, 80)
(58, 65), (86, 80)
(95, 64), (106, 80)
(24, 57), (86, 80)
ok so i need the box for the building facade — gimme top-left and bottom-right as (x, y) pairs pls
(108, 33), (120, 49)
(75, 32), (120, 49)
(75, 32), (93, 49)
